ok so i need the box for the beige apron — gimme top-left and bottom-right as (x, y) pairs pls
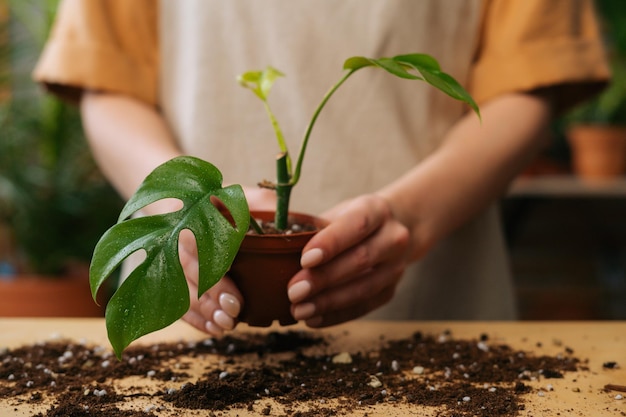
(159, 0), (517, 320)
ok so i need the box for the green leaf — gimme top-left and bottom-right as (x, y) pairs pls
(89, 156), (249, 357)
(395, 55), (480, 117)
(238, 66), (291, 166)
(237, 67), (284, 100)
(342, 56), (376, 71)
(391, 53), (441, 72)
(344, 56), (422, 79)
(343, 54), (481, 119)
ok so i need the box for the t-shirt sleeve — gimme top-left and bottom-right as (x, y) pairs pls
(470, 0), (611, 112)
(32, 0), (158, 106)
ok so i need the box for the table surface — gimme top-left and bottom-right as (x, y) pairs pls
(1, 319), (625, 416)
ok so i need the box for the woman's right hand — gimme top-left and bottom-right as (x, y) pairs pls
(179, 228), (243, 337)
(181, 186), (276, 336)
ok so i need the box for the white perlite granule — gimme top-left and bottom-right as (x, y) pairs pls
(332, 352), (352, 364)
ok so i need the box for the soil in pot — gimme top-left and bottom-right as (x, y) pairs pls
(229, 211), (327, 327)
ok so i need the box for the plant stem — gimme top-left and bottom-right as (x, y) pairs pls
(263, 101), (292, 176)
(291, 69), (357, 186)
(275, 152), (292, 230)
(249, 215), (264, 235)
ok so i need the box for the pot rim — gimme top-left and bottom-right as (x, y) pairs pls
(247, 210), (328, 237)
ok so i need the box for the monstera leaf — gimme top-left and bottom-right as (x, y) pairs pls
(90, 156), (249, 357)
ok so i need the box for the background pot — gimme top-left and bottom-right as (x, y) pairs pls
(228, 211), (327, 327)
(566, 125), (626, 180)
(0, 266), (105, 317)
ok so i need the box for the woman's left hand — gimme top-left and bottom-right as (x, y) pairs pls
(287, 194), (411, 327)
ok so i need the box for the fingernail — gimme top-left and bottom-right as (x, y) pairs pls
(288, 281), (312, 303)
(301, 248), (324, 268)
(205, 321), (224, 336)
(292, 302), (316, 320)
(219, 293), (241, 317)
(213, 310), (235, 330)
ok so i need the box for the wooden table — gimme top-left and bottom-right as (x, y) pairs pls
(1, 319), (625, 416)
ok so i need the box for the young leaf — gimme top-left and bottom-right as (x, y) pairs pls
(238, 66), (291, 170)
(237, 67), (284, 101)
(292, 53), (481, 190)
(89, 156), (249, 357)
(343, 53), (480, 119)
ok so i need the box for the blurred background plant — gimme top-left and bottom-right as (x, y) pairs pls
(565, 0), (626, 126)
(556, 0), (626, 180)
(522, 0), (626, 179)
(0, 0), (123, 277)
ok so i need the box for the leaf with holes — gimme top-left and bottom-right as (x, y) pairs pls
(89, 156), (249, 357)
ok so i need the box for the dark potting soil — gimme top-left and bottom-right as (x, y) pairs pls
(0, 329), (588, 416)
(249, 218), (317, 235)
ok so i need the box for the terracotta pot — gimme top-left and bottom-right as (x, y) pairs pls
(567, 125), (626, 180)
(0, 270), (105, 317)
(228, 211), (327, 327)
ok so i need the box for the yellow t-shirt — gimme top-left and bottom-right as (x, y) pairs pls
(34, 0), (609, 109)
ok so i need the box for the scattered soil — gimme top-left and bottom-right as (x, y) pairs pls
(0, 329), (589, 416)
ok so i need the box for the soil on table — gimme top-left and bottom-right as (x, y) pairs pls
(0, 329), (592, 416)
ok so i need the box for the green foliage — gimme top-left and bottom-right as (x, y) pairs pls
(342, 54), (480, 117)
(90, 156), (249, 357)
(565, 0), (626, 125)
(0, 1), (123, 274)
(93, 53), (479, 356)
(1, 99), (124, 273)
(239, 53), (480, 229)
(238, 67), (292, 175)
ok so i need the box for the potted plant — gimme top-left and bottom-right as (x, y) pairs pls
(0, 1), (123, 316)
(563, 0), (626, 179)
(90, 53), (480, 357)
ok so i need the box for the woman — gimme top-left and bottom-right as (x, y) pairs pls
(34, 0), (609, 335)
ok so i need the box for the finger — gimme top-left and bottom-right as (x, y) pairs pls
(291, 259), (404, 321)
(290, 221), (408, 303)
(182, 310), (210, 333)
(178, 227), (244, 335)
(202, 277), (243, 324)
(179, 229), (199, 267)
(305, 286), (397, 328)
(320, 222), (408, 287)
(183, 307), (229, 338)
(186, 276), (243, 334)
(182, 306), (235, 337)
(197, 293), (238, 332)
(301, 195), (389, 269)
(183, 277), (218, 335)
(200, 276), (243, 312)
(197, 296), (221, 326)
